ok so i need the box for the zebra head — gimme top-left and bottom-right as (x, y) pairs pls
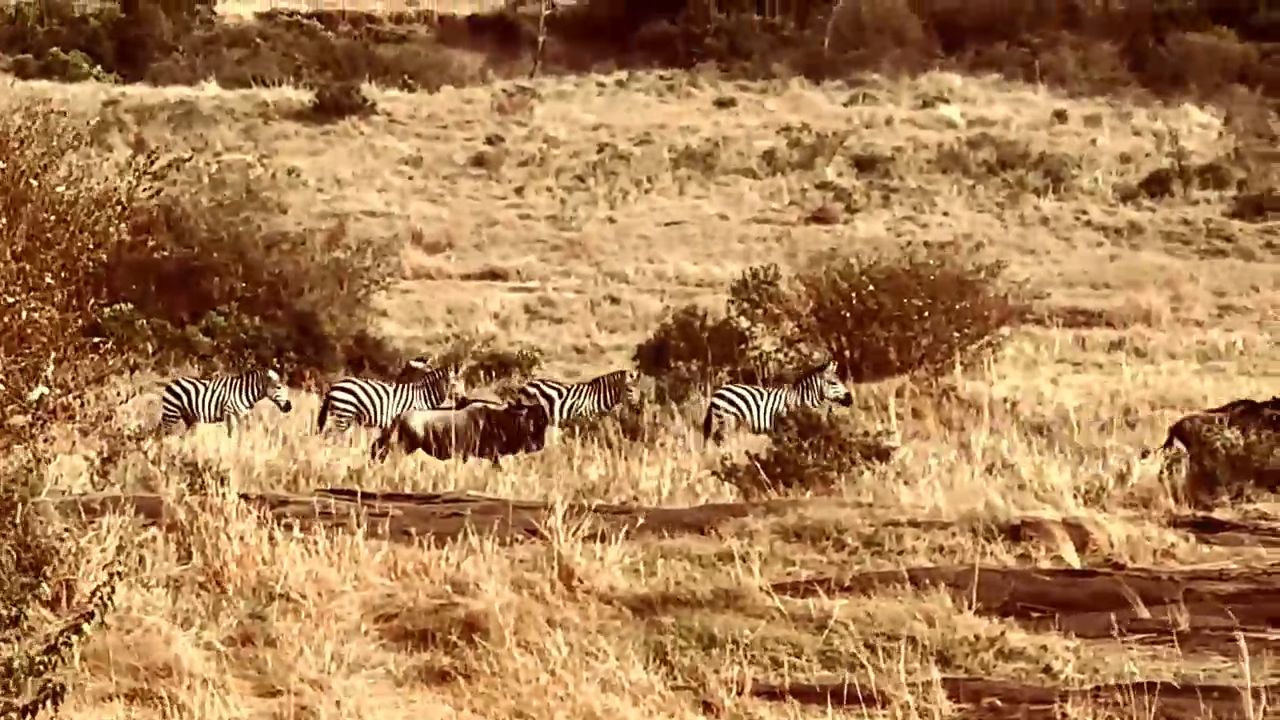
(803, 359), (852, 408)
(396, 355), (434, 383)
(412, 361), (467, 402)
(594, 369), (638, 408)
(262, 368), (293, 413)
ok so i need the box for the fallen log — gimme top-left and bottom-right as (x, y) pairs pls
(745, 676), (1277, 720)
(44, 489), (813, 545)
(770, 564), (1280, 649)
(1166, 512), (1280, 547)
(42, 489), (1280, 557)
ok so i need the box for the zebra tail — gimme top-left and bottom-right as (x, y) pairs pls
(316, 394), (331, 433)
(701, 406), (714, 442)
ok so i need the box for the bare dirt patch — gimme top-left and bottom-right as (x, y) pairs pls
(747, 676), (1277, 719)
(772, 563), (1280, 651)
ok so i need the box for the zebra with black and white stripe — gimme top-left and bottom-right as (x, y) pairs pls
(516, 369), (640, 429)
(158, 367), (293, 437)
(316, 358), (465, 435)
(702, 359), (852, 443)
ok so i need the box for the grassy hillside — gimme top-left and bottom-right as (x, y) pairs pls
(2, 20), (1279, 720)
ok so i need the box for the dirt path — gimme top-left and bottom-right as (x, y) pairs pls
(772, 564), (1280, 653)
(744, 677), (1277, 719)
(47, 488), (1280, 716)
(46, 488), (1280, 552)
(47, 488), (804, 543)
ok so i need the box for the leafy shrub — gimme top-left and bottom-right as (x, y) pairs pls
(712, 407), (899, 500)
(1157, 409), (1280, 508)
(0, 96), (130, 690)
(933, 134), (1081, 197)
(0, 99), (165, 440)
(633, 246), (1025, 410)
(305, 80), (378, 122)
(93, 187), (403, 385)
(8, 46), (118, 82)
(559, 396), (654, 449)
(428, 333), (546, 398)
(1227, 187), (1280, 222)
(0, 462), (123, 719)
(792, 245), (1027, 383)
(1, 0), (1275, 105)
(3, 97), (403, 415)
(632, 304), (754, 405)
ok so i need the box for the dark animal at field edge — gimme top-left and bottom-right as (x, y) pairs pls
(702, 358), (853, 444)
(370, 397), (551, 468)
(157, 367), (293, 437)
(1142, 395), (1280, 459)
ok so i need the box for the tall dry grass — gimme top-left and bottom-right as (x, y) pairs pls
(4, 67), (1278, 718)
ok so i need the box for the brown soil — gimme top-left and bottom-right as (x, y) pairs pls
(771, 564), (1280, 652)
(48, 488), (1280, 658)
(49, 488), (803, 544)
(50, 489), (1280, 555)
(746, 676), (1278, 719)
(1168, 512), (1280, 547)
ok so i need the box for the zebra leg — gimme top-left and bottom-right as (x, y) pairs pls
(370, 426), (394, 463)
(224, 411), (243, 438)
(702, 407), (725, 445)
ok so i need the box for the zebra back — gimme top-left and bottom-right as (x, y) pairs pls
(585, 369), (638, 408)
(160, 365), (289, 431)
(518, 368), (639, 425)
(407, 364), (464, 407)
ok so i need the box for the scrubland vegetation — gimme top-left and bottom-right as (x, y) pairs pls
(1, 0), (1279, 718)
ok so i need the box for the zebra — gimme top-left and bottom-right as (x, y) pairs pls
(158, 367), (293, 437)
(515, 369), (640, 429)
(702, 359), (852, 443)
(315, 359), (465, 435)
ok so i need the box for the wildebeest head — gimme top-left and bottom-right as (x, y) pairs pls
(501, 400), (550, 455)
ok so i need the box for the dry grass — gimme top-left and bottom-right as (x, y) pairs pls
(216, 0), (508, 18)
(6, 67), (1280, 718)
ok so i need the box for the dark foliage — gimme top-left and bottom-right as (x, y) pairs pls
(0, 0), (1275, 108)
(712, 406), (899, 500)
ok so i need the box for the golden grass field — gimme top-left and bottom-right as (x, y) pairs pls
(213, 0), (507, 19)
(11, 67), (1280, 718)
(0, 0), (511, 18)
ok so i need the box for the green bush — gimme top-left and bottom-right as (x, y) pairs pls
(305, 80), (378, 122)
(0, 461), (123, 720)
(0, 98), (164, 439)
(427, 333), (545, 399)
(633, 245), (1026, 413)
(632, 304), (755, 406)
(712, 407), (899, 500)
(792, 244), (1027, 383)
(92, 190), (404, 386)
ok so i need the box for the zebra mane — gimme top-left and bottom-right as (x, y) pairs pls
(396, 356), (460, 384)
(593, 369), (632, 384)
(789, 358), (837, 386)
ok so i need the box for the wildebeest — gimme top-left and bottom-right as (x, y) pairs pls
(370, 397), (551, 467)
(1142, 395), (1280, 459)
